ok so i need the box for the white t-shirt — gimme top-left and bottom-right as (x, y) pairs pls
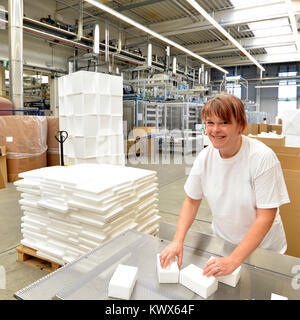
(184, 135), (290, 253)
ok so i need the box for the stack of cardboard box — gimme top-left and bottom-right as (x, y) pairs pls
(0, 116), (47, 182)
(268, 145), (300, 258)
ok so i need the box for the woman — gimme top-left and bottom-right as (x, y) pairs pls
(160, 94), (290, 277)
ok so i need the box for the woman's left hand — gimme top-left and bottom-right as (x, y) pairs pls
(202, 256), (240, 277)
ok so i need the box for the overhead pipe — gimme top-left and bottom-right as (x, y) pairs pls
(8, 0), (23, 111)
(93, 23), (99, 54)
(105, 21), (109, 63)
(147, 43), (152, 68)
(198, 67), (202, 85)
(172, 57), (177, 74)
(77, 0), (83, 40)
(201, 63), (205, 85)
(166, 45), (170, 72)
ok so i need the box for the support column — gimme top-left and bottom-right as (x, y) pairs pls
(8, 0), (23, 110)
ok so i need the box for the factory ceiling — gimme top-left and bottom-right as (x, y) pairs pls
(56, 0), (300, 70)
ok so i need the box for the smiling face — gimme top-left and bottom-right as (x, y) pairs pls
(201, 94), (247, 158)
(205, 113), (243, 158)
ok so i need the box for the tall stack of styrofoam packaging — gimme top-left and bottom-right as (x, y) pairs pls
(58, 71), (125, 166)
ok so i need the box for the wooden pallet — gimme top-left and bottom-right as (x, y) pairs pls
(16, 245), (62, 273)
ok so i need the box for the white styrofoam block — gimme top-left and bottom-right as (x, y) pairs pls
(110, 75), (123, 96)
(271, 293), (288, 300)
(98, 73), (111, 95)
(99, 115), (112, 135)
(180, 264), (218, 299)
(97, 135), (111, 154)
(98, 94), (111, 114)
(156, 254), (179, 283)
(69, 71), (98, 94)
(110, 135), (124, 154)
(207, 256), (241, 287)
(110, 96), (123, 115)
(59, 96), (65, 115)
(72, 136), (97, 158)
(73, 115), (99, 136)
(108, 264), (138, 300)
(111, 116), (123, 134)
(58, 76), (65, 96)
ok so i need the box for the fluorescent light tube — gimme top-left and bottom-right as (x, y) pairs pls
(84, 0), (228, 74)
(186, 0), (265, 72)
(285, 0), (300, 54)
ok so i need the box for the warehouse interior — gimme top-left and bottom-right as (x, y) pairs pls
(0, 0), (300, 301)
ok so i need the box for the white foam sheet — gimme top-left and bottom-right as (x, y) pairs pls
(18, 164), (160, 265)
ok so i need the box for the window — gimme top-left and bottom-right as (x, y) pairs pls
(277, 71), (297, 117)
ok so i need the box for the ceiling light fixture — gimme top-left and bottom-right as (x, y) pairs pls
(185, 0), (265, 72)
(84, 0), (228, 74)
(285, 0), (300, 55)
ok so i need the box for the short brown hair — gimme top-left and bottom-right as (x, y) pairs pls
(201, 94), (247, 131)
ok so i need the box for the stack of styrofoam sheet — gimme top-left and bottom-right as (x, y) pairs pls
(15, 164), (160, 265)
(58, 71), (125, 166)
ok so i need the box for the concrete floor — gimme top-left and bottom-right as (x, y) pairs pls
(0, 154), (212, 300)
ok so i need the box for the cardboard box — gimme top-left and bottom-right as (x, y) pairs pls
(280, 169), (300, 258)
(270, 124), (283, 135)
(0, 116), (48, 181)
(259, 123), (270, 133)
(243, 123), (259, 136)
(127, 138), (140, 156)
(47, 152), (60, 167)
(250, 135), (286, 147)
(269, 146), (300, 156)
(133, 127), (157, 156)
(7, 151), (47, 182)
(258, 123), (282, 135)
(276, 154), (300, 170)
(0, 145), (7, 188)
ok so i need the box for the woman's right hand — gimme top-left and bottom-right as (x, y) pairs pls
(159, 240), (184, 269)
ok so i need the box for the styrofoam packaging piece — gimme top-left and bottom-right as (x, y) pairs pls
(110, 75), (123, 96)
(108, 264), (138, 300)
(180, 264), (218, 299)
(111, 116), (123, 134)
(69, 70), (98, 94)
(73, 115), (99, 136)
(110, 135), (124, 154)
(98, 73), (111, 95)
(71, 93), (98, 115)
(99, 115), (112, 135)
(72, 136), (97, 158)
(58, 76), (65, 96)
(59, 96), (65, 115)
(156, 254), (179, 283)
(97, 135), (111, 154)
(271, 293), (288, 300)
(98, 94), (111, 114)
(208, 256), (241, 287)
(110, 96), (123, 115)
